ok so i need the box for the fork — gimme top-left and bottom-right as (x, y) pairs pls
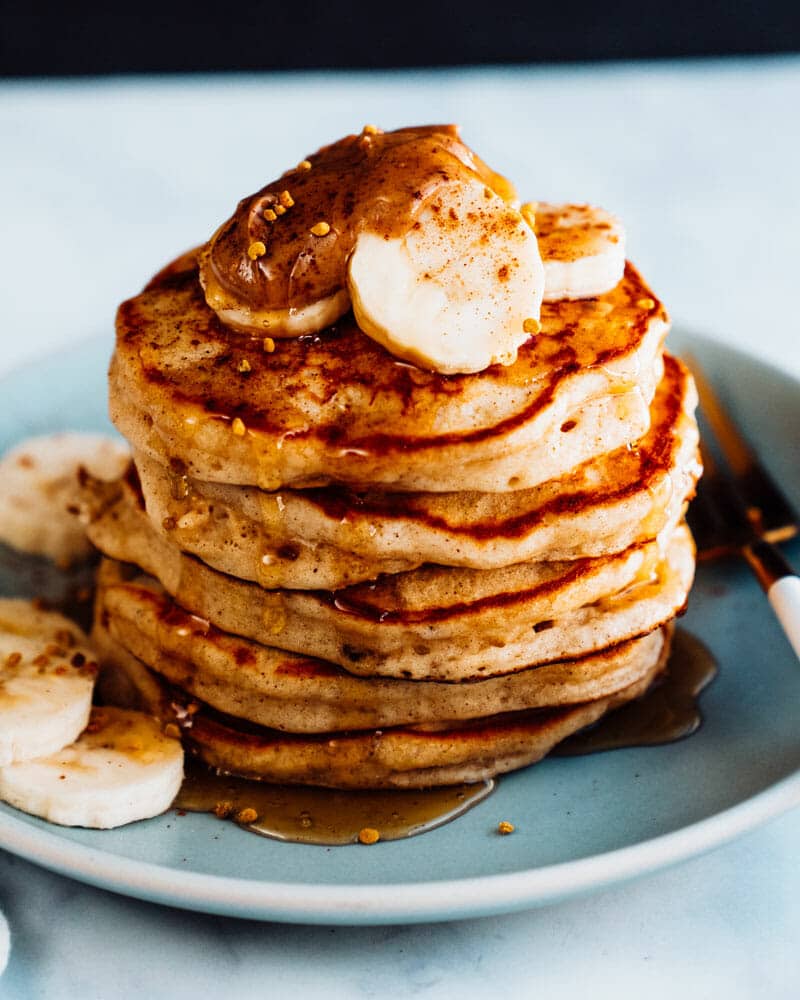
(685, 354), (800, 660)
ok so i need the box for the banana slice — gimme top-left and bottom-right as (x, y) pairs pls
(0, 600), (97, 766)
(199, 249), (351, 339)
(348, 178), (544, 374)
(0, 706), (184, 828)
(530, 203), (626, 302)
(0, 433), (130, 565)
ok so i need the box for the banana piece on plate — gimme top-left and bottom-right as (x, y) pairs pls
(0, 706), (184, 828)
(0, 600), (97, 766)
(530, 203), (626, 302)
(0, 433), (130, 566)
(348, 177), (544, 374)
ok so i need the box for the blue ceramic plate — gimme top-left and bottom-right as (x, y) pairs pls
(1, 331), (799, 926)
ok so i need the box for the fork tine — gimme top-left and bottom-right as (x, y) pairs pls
(686, 354), (799, 542)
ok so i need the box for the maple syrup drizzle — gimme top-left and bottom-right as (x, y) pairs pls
(0, 540), (717, 848)
(174, 765), (494, 846)
(555, 628), (718, 755)
(174, 629), (716, 844)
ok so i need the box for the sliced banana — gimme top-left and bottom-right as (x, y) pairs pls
(0, 600), (97, 766)
(0, 433), (130, 565)
(199, 250), (351, 339)
(0, 706), (184, 829)
(348, 177), (544, 374)
(528, 203), (626, 302)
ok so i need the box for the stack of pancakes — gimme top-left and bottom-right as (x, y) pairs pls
(86, 248), (700, 789)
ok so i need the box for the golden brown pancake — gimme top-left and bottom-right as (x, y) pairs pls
(129, 353), (699, 589)
(92, 618), (671, 788)
(110, 252), (667, 493)
(95, 557), (669, 731)
(86, 471), (693, 678)
(94, 129), (699, 791)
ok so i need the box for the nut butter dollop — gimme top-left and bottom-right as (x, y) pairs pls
(199, 125), (546, 374)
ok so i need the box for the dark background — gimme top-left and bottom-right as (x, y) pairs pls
(2, 0), (799, 76)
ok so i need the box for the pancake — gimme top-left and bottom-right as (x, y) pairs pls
(95, 557), (669, 730)
(85, 127), (703, 793)
(91, 619), (671, 788)
(110, 251), (668, 493)
(86, 464), (693, 678)
(131, 353), (700, 589)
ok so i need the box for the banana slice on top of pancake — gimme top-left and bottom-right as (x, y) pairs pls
(530, 202), (626, 302)
(0, 706), (184, 828)
(348, 175), (543, 374)
(0, 600), (97, 766)
(350, 200), (627, 369)
(199, 126), (628, 373)
(200, 125), (545, 374)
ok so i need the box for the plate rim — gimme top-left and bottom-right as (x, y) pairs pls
(1, 329), (799, 925)
(2, 770), (799, 924)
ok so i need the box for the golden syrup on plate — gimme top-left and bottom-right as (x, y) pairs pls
(175, 629), (717, 844)
(175, 764), (494, 846)
(555, 628), (718, 755)
(0, 541), (716, 847)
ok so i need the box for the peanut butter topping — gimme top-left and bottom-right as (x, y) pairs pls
(198, 125), (519, 342)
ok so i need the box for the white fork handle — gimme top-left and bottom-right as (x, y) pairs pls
(0, 909), (8, 975)
(769, 576), (800, 661)
(744, 540), (800, 662)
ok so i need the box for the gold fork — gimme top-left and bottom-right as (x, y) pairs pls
(685, 355), (800, 660)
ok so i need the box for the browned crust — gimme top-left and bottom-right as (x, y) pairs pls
(93, 619), (671, 788)
(114, 258), (665, 454)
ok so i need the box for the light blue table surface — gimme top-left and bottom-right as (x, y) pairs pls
(1, 57), (800, 998)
